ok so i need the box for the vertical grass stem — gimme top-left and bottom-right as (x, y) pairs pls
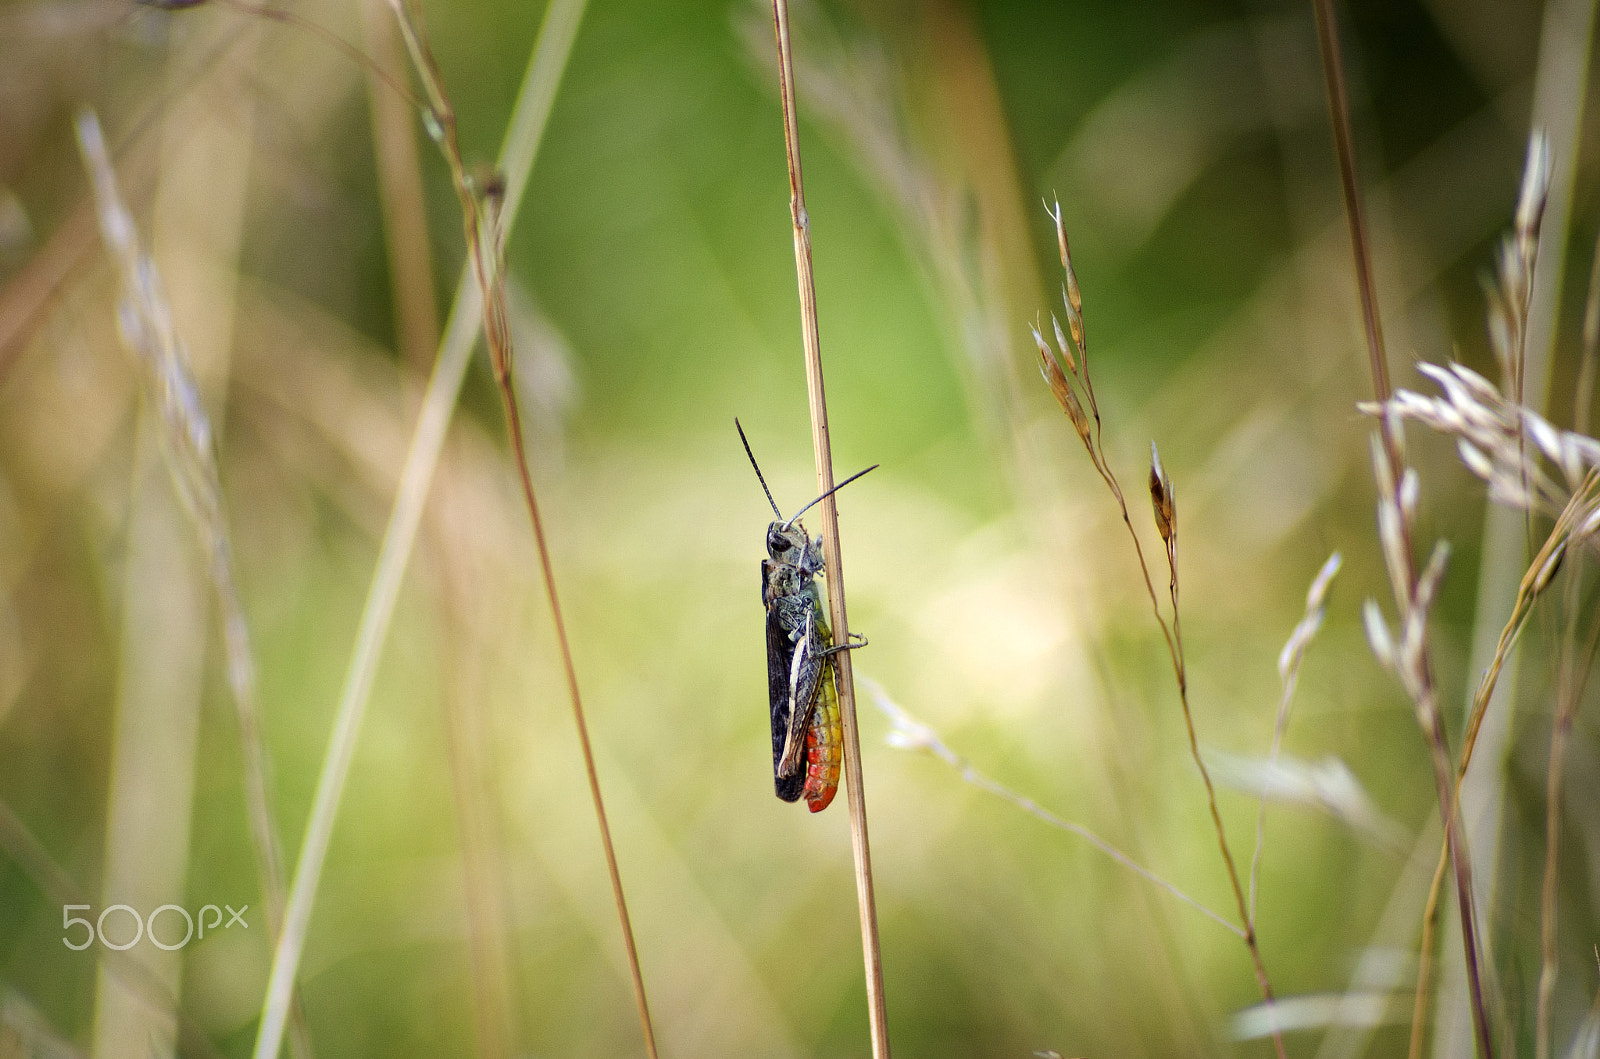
(770, 4), (890, 1055)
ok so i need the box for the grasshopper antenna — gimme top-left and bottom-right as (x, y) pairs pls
(782, 463), (879, 530)
(736, 418), (784, 520)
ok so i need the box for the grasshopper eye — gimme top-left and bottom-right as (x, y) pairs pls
(767, 530), (787, 553)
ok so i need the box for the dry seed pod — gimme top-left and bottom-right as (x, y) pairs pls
(1047, 197), (1073, 282)
(1063, 261), (1083, 321)
(1533, 539), (1566, 593)
(1514, 130), (1551, 254)
(1032, 324), (1090, 445)
(1363, 600), (1396, 672)
(1050, 313), (1077, 373)
(1062, 294), (1085, 363)
(1149, 441), (1175, 544)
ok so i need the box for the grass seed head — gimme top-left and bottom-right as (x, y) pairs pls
(1062, 294), (1085, 362)
(1363, 599), (1396, 672)
(1050, 312), (1077, 373)
(1033, 324), (1091, 446)
(1514, 130), (1551, 258)
(1533, 539), (1566, 593)
(1149, 441), (1175, 544)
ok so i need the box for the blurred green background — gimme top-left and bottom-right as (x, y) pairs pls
(1, 0), (1597, 1055)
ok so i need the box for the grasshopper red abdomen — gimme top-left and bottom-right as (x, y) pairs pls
(802, 661), (842, 812)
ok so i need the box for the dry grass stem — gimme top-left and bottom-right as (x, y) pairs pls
(734, 4), (1034, 466)
(769, 3), (890, 1055)
(1034, 205), (1285, 1059)
(379, 5), (658, 1054)
(1364, 365), (1599, 1059)
(866, 680), (1244, 937)
(1314, 4), (1499, 1052)
(251, 3), (601, 1054)
(1360, 412), (1493, 1059)
(1369, 359), (1600, 1059)
(1311, 0), (1391, 403)
(358, 0), (441, 374)
(1451, 2), (1596, 1032)
(354, 6), (516, 1049)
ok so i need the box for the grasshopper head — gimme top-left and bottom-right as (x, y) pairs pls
(737, 420), (874, 578)
(767, 519), (824, 578)
(765, 520), (809, 564)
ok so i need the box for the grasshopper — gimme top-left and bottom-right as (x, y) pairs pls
(737, 421), (875, 812)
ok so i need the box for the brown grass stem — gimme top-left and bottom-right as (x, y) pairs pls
(1311, 0), (1390, 404)
(1371, 406), (1493, 1059)
(1412, 659), (1491, 1059)
(1409, 850), (1449, 1059)
(1161, 549), (1285, 1059)
(358, 0), (441, 374)
(356, 7), (516, 1049)
(769, 3), (890, 1055)
(382, 4), (659, 1057)
(1312, 4), (1494, 1054)
(1036, 211), (1285, 1059)
(501, 401), (659, 1059)
(1370, 365), (1600, 1059)
(1405, 558), (1544, 1059)
(252, 3), (594, 1054)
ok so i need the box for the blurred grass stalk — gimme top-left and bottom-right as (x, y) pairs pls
(866, 678), (1243, 937)
(1308, 2), (1550, 1056)
(358, 0), (440, 377)
(1415, 127), (1553, 1045)
(382, 0), (658, 1054)
(70, 18), (300, 1059)
(1367, 359), (1600, 1059)
(1441, 0), (1596, 1056)
(1542, 241), (1600, 1059)
(0, 798), (224, 1057)
(78, 135), (214, 1053)
(70, 17), (295, 1055)
(355, 4), (520, 1056)
(767, 3), (891, 1055)
(251, 1), (605, 1057)
(1396, 129), (1553, 1059)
